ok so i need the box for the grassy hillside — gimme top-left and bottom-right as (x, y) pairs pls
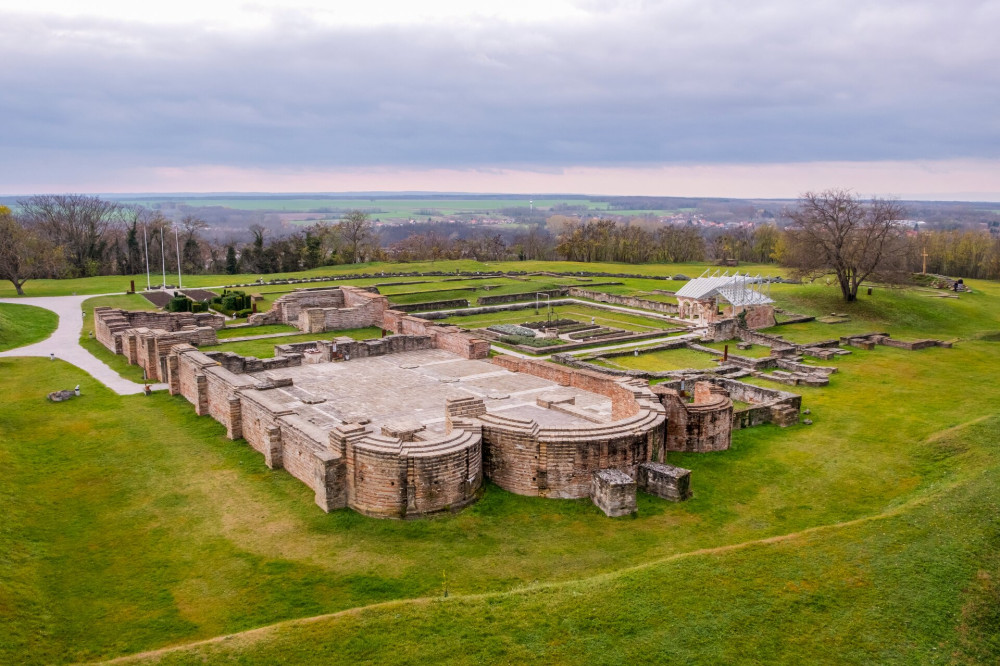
(1, 264), (999, 664)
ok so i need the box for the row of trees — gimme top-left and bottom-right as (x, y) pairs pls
(0, 196), (385, 292)
(5, 191), (1000, 303)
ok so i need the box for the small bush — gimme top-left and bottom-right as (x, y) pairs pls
(235, 308), (253, 318)
(499, 335), (563, 348)
(166, 295), (192, 312)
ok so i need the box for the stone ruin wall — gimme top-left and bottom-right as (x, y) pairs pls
(723, 304), (776, 329)
(166, 342), (485, 518)
(339, 428), (483, 519)
(161, 340), (672, 515)
(248, 287), (347, 326)
(491, 356), (643, 420)
(677, 296), (720, 323)
(99, 285), (490, 388)
(383, 309), (491, 360)
(567, 287), (680, 315)
(655, 375), (801, 430)
(94, 307), (223, 382)
(652, 381), (733, 452)
(481, 356), (667, 498)
(262, 287), (491, 360)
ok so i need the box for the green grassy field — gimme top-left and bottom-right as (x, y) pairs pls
(0, 302), (58, 352)
(700, 340), (774, 358)
(596, 347), (721, 371)
(442, 304), (673, 333)
(200, 327), (381, 358)
(215, 324), (300, 339)
(2, 263), (1000, 664)
(0, 260), (771, 299)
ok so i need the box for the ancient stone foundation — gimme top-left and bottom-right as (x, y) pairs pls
(591, 469), (637, 517)
(652, 381), (733, 452)
(94, 307), (224, 381)
(637, 462), (692, 502)
(151, 334), (672, 518)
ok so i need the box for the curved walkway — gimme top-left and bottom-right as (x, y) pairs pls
(0, 295), (163, 395)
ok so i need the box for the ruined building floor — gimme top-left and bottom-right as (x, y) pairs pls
(251, 348), (614, 436)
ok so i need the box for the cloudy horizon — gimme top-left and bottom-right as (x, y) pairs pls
(3, 1), (999, 199)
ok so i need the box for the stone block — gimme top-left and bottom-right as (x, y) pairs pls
(637, 462), (691, 501)
(770, 404), (799, 427)
(590, 469), (637, 517)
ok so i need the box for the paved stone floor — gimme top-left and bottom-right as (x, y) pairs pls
(253, 348), (613, 434)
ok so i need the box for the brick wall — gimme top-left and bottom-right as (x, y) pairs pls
(491, 356), (641, 420)
(277, 414), (345, 512)
(478, 288), (568, 305)
(380, 309), (489, 360)
(723, 304), (776, 329)
(94, 307), (223, 353)
(568, 288), (679, 314)
(267, 288), (346, 325)
(653, 383), (734, 454)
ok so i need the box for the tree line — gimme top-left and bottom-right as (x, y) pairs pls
(4, 192), (1000, 298)
(0, 196), (383, 293)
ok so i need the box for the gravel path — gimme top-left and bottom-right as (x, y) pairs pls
(0, 295), (166, 395)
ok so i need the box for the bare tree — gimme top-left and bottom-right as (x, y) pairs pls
(782, 189), (908, 301)
(18, 194), (121, 277)
(180, 215), (208, 273)
(338, 210), (377, 264)
(0, 206), (65, 295)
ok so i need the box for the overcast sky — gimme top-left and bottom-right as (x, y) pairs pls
(2, 0), (999, 198)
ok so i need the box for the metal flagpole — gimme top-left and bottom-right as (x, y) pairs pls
(143, 225), (151, 290)
(175, 226), (182, 289)
(160, 228), (166, 288)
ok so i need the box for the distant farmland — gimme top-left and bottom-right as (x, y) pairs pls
(112, 195), (682, 222)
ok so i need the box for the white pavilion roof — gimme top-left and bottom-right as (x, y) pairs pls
(674, 274), (774, 306)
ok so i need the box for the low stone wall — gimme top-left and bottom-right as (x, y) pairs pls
(478, 288), (568, 306)
(383, 310), (490, 360)
(654, 375), (800, 430)
(413, 299), (575, 320)
(390, 299), (470, 312)
(251, 287), (346, 326)
(491, 356), (643, 420)
(842, 332), (952, 351)
(568, 288), (679, 314)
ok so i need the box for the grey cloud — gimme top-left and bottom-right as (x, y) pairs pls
(1, 0), (998, 185)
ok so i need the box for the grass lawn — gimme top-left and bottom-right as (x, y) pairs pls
(701, 340), (775, 358)
(200, 327), (381, 358)
(215, 324), (300, 339)
(442, 304), (672, 333)
(0, 302), (58, 352)
(601, 347), (721, 371)
(3, 262), (1000, 663)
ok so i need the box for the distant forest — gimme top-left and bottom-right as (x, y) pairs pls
(2, 194), (999, 282)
